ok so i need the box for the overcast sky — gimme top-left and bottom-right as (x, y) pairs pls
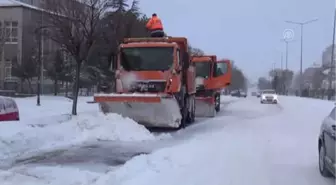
(139, 0), (335, 82)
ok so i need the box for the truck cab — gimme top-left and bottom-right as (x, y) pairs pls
(94, 37), (196, 129)
(192, 56), (232, 117)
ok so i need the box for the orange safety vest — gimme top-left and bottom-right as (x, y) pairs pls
(146, 16), (163, 30)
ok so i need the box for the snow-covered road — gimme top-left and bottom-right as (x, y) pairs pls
(0, 95), (335, 185)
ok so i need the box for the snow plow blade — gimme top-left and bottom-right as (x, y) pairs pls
(94, 93), (182, 128)
(195, 97), (216, 117)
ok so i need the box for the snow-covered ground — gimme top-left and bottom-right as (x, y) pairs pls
(0, 95), (335, 185)
(0, 96), (157, 167)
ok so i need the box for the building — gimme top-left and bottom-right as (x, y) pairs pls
(302, 63), (321, 89)
(0, 0), (58, 92)
(321, 44), (336, 89)
(322, 44), (336, 68)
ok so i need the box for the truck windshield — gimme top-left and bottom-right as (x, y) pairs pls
(120, 47), (174, 71)
(195, 62), (211, 78)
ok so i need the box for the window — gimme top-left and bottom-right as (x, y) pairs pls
(4, 21), (18, 43)
(5, 61), (12, 78)
(195, 62), (211, 78)
(120, 47), (174, 71)
(213, 62), (228, 77)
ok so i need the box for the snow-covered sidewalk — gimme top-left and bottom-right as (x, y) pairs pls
(0, 96), (157, 165)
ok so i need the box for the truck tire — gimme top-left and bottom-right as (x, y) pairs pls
(187, 95), (195, 123)
(177, 86), (188, 129)
(215, 94), (220, 112)
(179, 95), (188, 128)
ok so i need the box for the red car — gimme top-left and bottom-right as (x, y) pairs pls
(0, 96), (20, 121)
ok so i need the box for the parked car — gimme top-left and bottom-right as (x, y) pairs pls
(251, 92), (257, 96)
(230, 90), (240, 97)
(260, 89), (278, 104)
(318, 105), (335, 177)
(230, 90), (247, 98)
(256, 92), (261, 98)
(0, 96), (20, 121)
(240, 91), (247, 98)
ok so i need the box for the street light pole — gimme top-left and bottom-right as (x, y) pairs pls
(281, 39), (294, 94)
(328, 9), (336, 100)
(286, 18), (318, 97)
(281, 52), (283, 70)
(285, 40), (289, 70)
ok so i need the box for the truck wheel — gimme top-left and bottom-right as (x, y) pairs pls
(178, 86), (188, 129)
(179, 95), (188, 128)
(215, 94), (220, 112)
(187, 95), (195, 123)
(191, 96), (195, 122)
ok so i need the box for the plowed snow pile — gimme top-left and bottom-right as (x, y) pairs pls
(0, 112), (155, 160)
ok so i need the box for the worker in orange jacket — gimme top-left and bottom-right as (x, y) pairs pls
(146, 13), (165, 37)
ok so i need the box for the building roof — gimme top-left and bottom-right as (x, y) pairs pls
(0, 0), (40, 11)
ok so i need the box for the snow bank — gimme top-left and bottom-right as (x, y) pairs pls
(0, 112), (155, 161)
(0, 166), (101, 185)
(9, 96), (97, 126)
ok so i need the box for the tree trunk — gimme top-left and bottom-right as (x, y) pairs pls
(27, 79), (33, 94)
(65, 81), (69, 97)
(71, 62), (82, 115)
(54, 76), (58, 96)
(20, 79), (24, 93)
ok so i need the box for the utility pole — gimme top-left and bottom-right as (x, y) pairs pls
(281, 53), (284, 94)
(36, 10), (44, 106)
(328, 9), (336, 100)
(36, 22), (41, 106)
(286, 18), (318, 97)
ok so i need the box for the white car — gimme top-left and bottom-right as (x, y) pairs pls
(260, 89), (278, 104)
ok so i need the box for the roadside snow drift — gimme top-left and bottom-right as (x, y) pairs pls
(0, 96), (155, 162)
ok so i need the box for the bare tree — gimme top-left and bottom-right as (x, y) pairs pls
(188, 45), (204, 56)
(228, 66), (247, 91)
(85, 0), (145, 92)
(43, 0), (108, 115)
(12, 53), (39, 93)
(45, 49), (67, 95)
(258, 77), (271, 90)
(311, 67), (325, 90)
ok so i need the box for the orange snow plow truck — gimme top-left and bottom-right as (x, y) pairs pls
(192, 55), (232, 117)
(94, 37), (196, 129)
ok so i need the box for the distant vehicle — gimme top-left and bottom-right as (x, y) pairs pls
(0, 96), (20, 121)
(230, 90), (247, 98)
(251, 92), (257, 96)
(240, 91), (247, 98)
(260, 89), (278, 104)
(318, 106), (335, 178)
(256, 92), (261, 98)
